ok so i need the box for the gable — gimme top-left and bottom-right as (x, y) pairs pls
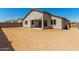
(23, 10), (43, 21)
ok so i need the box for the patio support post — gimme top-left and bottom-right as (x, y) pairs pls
(42, 17), (44, 30)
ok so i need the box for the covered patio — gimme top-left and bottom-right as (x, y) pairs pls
(31, 19), (52, 29)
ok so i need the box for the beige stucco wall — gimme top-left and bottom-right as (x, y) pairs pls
(23, 11), (43, 27)
(52, 16), (62, 29)
(43, 13), (52, 28)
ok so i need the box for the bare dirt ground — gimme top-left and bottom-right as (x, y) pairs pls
(1, 27), (79, 51)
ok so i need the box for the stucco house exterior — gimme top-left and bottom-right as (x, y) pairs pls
(23, 9), (70, 29)
(16, 18), (23, 23)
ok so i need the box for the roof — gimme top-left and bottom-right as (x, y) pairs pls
(22, 9), (69, 22)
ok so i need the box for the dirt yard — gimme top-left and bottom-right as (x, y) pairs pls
(1, 27), (79, 51)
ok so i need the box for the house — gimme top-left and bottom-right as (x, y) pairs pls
(5, 20), (17, 23)
(16, 18), (23, 23)
(22, 9), (70, 29)
(70, 22), (77, 28)
(5, 18), (23, 23)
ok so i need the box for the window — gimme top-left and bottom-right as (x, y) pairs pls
(51, 20), (53, 25)
(53, 19), (56, 25)
(25, 21), (27, 24)
(31, 20), (34, 25)
(51, 19), (56, 25)
(44, 20), (47, 27)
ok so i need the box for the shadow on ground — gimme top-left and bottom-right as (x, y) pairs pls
(0, 28), (14, 51)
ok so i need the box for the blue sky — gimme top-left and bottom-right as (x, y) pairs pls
(0, 8), (79, 22)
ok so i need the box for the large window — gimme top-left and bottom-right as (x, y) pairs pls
(51, 20), (53, 25)
(51, 19), (56, 25)
(31, 20), (34, 25)
(53, 19), (56, 25)
(44, 20), (47, 27)
(25, 21), (27, 24)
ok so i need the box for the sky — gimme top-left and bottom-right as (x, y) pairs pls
(0, 8), (79, 22)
